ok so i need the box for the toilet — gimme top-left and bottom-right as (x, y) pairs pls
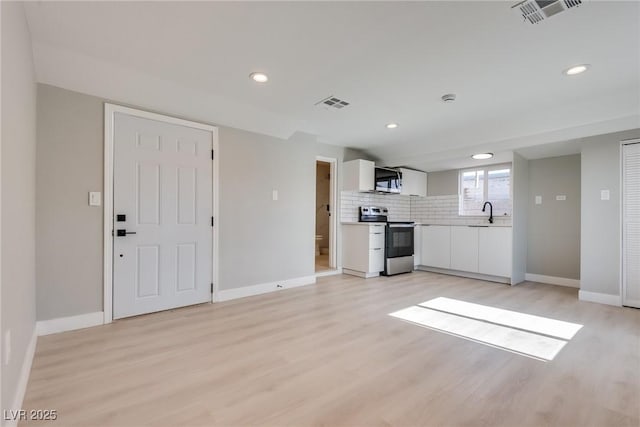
(315, 235), (323, 256)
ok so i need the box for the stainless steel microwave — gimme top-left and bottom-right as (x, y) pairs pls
(374, 167), (402, 193)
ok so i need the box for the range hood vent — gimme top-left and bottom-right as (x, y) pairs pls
(512, 0), (583, 24)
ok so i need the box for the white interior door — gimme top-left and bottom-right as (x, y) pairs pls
(622, 142), (640, 308)
(113, 112), (213, 319)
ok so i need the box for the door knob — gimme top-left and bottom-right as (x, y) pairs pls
(116, 229), (137, 237)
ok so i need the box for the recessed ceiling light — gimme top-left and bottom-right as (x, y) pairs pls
(249, 72), (268, 83)
(471, 153), (493, 160)
(386, 123), (399, 129)
(564, 64), (590, 76)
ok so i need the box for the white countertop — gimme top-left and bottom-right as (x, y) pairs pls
(416, 223), (512, 228)
(341, 222), (387, 225)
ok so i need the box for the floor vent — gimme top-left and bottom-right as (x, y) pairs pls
(315, 96), (350, 110)
(513, 0), (583, 24)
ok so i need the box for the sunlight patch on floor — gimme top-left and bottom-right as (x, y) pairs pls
(389, 298), (583, 362)
(419, 297), (583, 340)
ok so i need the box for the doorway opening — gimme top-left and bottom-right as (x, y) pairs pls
(315, 157), (337, 274)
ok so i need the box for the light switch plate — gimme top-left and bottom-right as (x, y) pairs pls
(600, 189), (610, 201)
(89, 191), (101, 206)
(535, 196), (542, 205)
(556, 195), (566, 201)
(272, 190), (278, 201)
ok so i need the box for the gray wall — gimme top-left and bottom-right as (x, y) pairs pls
(36, 85), (104, 320)
(527, 155), (581, 279)
(427, 170), (458, 196)
(1, 1), (37, 414)
(36, 84), (347, 320)
(581, 129), (640, 296)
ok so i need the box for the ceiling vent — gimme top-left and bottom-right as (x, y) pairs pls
(315, 95), (350, 110)
(512, 0), (583, 24)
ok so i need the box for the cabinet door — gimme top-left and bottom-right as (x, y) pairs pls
(343, 159), (374, 192)
(421, 226), (451, 268)
(400, 168), (427, 197)
(413, 226), (422, 268)
(451, 226), (479, 272)
(478, 227), (512, 277)
(369, 248), (385, 273)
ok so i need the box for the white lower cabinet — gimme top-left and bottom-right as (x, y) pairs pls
(420, 225), (451, 269)
(451, 226), (479, 272)
(420, 224), (512, 281)
(343, 224), (385, 278)
(478, 227), (512, 277)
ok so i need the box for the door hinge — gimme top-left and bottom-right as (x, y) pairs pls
(211, 283), (214, 294)
(211, 150), (214, 160)
(211, 216), (214, 227)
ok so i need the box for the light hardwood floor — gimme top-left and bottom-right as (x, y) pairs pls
(315, 254), (330, 272)
(22, 272), (640, 426)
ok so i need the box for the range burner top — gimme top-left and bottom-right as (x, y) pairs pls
(359, 206), (388, 223)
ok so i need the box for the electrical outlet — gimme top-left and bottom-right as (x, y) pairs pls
(4, 329), (11, 366)
(272, 190), (278, 201)
(600, 189), (610, 201)
(556, 195), (566, 201)
(535, 195), (542, 205)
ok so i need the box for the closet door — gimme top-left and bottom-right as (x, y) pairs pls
(622, 142), (640, 308)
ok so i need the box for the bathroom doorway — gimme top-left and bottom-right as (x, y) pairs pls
(315, 157), (337, 274)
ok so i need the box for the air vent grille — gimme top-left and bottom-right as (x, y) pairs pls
(315, 96), (350, 110)
(564, 0), (582, 8)
(513, 0), (583, 24)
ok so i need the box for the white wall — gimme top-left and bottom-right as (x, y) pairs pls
(1, 1), (38, 418)
(581, 129), (640, 298)
(511, 152), (528, 285)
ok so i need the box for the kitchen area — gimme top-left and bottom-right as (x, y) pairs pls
(341, 157), (528, 285)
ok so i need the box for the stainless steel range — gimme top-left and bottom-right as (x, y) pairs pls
(359, 206), (415, 276)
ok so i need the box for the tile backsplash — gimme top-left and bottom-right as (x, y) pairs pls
(340, 191), (511, 226)
(411, 195), (511, 226)
(340, 191), (411, 222)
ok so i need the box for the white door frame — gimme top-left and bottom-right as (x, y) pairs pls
(620, 138), (640, 307)
(103, 104), (219, 324)
(316, 156), (338, 272)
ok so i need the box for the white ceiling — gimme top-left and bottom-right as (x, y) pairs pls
(24, 1), (640, 171)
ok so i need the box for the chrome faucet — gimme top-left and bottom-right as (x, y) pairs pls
(482, 201), (493, 224)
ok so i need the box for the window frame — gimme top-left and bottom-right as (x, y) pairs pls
(458, 163), (512, 217)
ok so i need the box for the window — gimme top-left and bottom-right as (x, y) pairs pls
(459, 164), (511, 216)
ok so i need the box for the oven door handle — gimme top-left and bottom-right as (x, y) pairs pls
(387, 224), (416, 228)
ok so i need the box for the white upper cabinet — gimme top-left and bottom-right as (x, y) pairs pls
(399, 168), (427, 197)
(343, 159), (375, 192)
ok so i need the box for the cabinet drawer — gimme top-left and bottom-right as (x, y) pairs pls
(369, 224), (385, 234)
(369, 231), (385, 249)
(369, 248), (384, 273)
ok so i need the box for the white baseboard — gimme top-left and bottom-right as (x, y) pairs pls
(6, 327), (38, 427)
(416, 266), (510, 285)
(36, 311), (104, 336)
(315, 268), (343, 278)
(525, 273), (580, 288)
(342, 268), (380, 279)
(217, 275), (317, 302)
(578, 290), (622, 307)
